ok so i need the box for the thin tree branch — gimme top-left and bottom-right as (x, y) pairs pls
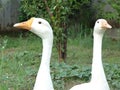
(43, 0), (53, 19)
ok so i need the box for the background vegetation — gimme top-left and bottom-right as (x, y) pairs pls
(19, 0), (120, 61)
(0, 34), (120, 90)
(19, 0), (94, 61)
(0, 0), (120, 90)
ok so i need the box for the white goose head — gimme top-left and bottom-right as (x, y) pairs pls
(14, 17), (53, 39)
(94, 19), (112, 35)
(14, 18), (54, 90)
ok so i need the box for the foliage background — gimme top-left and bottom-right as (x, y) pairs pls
(0, 0), (120, 90)
(0, 35), (120, 90)
(19, 0), (120, 61)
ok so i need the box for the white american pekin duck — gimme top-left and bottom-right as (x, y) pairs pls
(70, 19), (112, 90)
(14, 17), (54, 90)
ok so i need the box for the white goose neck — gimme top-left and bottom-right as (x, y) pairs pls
(33, 37), (54, 90)
(92, 33), (103, 61)
(40, 38), (53, 69)
(91, 32), (107, 83)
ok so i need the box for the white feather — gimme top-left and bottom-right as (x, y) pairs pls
(70, 19), (111, 90)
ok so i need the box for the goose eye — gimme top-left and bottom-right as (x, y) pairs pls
(97, 21), (99, 23)
(38, 21), (41, 24)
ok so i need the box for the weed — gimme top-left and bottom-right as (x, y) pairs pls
(0, 34), (120, 90)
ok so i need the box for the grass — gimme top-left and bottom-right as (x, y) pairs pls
(0, 32), (120, 90)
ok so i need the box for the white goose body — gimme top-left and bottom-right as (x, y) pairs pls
(14, 17), (54, 90)
(70, 19), (112, 90)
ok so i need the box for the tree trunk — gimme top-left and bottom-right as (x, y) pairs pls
(43, 0), (68, 62)
(43, 0), (53, 19)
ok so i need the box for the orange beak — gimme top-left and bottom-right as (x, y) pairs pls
(101, 21), (112, 29)
(13, 17), (34, 30)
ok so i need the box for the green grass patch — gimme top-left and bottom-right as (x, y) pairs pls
(0, 33), (120, 90)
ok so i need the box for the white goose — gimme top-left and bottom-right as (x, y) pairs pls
(70, 19), (112, 90)
(14, 17), (54, 90)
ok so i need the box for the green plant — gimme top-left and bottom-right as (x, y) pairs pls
(51, 62), (91, 90)
(51, 62), (120, 90)
(105, 64), (120, 89)
(0, 34), (120, 90)
(107, 0), (120, 24)
(0, 36), (8, 74)
(92, 0), (120, 24)
(19, 0), (93, 61)
(68, 24), (93, 38)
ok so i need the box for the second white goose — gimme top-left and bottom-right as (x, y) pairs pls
(70, 19), (112, 90)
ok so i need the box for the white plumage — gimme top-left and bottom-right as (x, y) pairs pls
(70, 19), (112, 90)
(14, 17), (54, 90)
